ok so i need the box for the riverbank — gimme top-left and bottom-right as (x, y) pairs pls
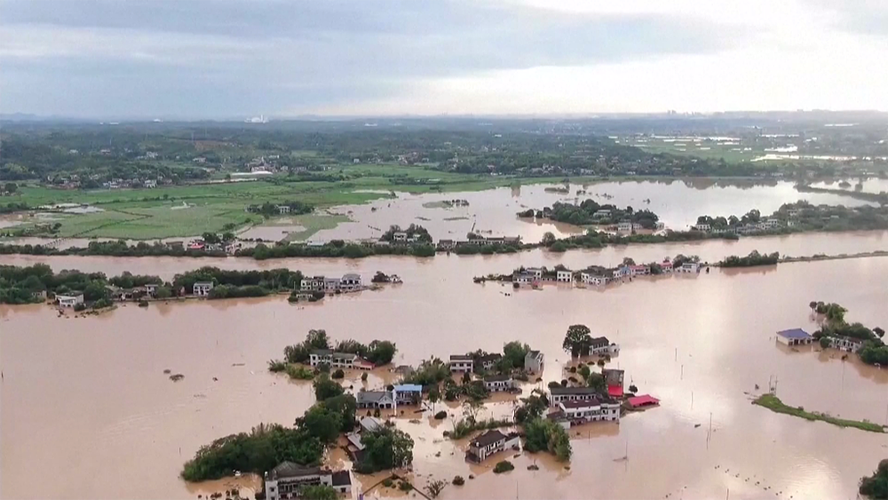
(752, 393), (885, 433)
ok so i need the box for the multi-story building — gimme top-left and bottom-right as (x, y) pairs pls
(483, 374), (514, 392)
(465, 430), (521, 462)
(449, 355), (474, 373)
(309, 350), (357, 368)
(558, 397), (621, 424)
(549, 386), (603, 407)
(264, 462), (351, 500)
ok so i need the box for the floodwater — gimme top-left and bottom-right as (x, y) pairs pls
(3, 239), (888, 499)
(311, 180), (873, 243)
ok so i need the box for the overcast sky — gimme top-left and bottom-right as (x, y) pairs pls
(2, 0), (888, 118)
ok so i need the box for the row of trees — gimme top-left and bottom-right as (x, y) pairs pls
(0, 264), (165, 305)
(718, 250), (780, 267)
(246, 201), (313, 217)
(809, 301), (888, 365)
(379, 224), (433, 243)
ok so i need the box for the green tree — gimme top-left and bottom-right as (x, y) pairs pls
(297, 405), (342, 443)
(541, 232), (556, 246)
(155, 286), (172, 299)
(322, 394), (357, 432)
(298, 485), (338, 500)
(313, 375), (344, 401)
(563, 324), (592, 357)
(355, 427), (414, 473)
(502, 341), (530, 370)
(366, 340), (397, 365)
(4, 182), (18, 193)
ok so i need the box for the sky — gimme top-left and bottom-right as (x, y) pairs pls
(2, 0), (888, 118)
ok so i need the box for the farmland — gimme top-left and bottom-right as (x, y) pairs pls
(2, 164), (584, 240)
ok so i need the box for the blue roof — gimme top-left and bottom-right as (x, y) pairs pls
(777, 328), (812, 340)
(393, 384), (422, 392)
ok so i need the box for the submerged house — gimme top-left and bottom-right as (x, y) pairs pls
(356, 390), (395, 409)
(465, 430), (521, 462)
(776, 328), (813, 346)
(263, 462), (351, 500)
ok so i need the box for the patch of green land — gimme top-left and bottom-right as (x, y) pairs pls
(753, 393), (884, 433)
(8, 164), (592, 240)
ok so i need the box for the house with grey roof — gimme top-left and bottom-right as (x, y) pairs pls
(356, 390), (394, 409)
(264, 462), (351, 500)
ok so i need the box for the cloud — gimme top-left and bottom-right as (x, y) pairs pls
(0, 0), (885, 116)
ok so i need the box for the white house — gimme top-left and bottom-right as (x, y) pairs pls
(549, 386), (602, 407)
(144, 284), (159, 296)
(515, 273), (535, 284)
(356, 390), (395, 409)
(393, 232), (408, 242)
(678, 262), (700, 273)
(449, 355), (474, 373)
(465, 430), (521, 462)
(556, 270), (573, 282)
(309, 350), (357, 368)
(524, 350), (544, 373)
(559, 398), (621, 424)
(525, 267), (544, 279)
(617, 221), (633, 232)
(776, 328), (813, 346)
(593, 209), (611, 218)
(660, 261), (674, 273)
(693, 223), (711, 232)
(193, 282), (214, 296)
(323, 278), (341, 291)
(340, 273), (362, 291)
(264, 462), (351, 500)
(56, 293), (84, 308)
(483, 374), (514, 392)
(828, 336), (863, 353)
(589, 336), (620, 356)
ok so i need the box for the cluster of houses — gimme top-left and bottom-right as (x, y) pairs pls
(436, 235), (522, 251)
(512, 260), (701, 287)
(692, 218), (790, 234)
(182, 238), (240, 254)
(447, 350), (546, 394)
(299, 274), (363, 292)
(308, 350), (375, 371)
(776, 328), (864, 353)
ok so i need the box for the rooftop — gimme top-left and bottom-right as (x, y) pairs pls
(450, 354), (473, 361)
(470, 430), (507, 448)
(268, 462), (326, 480)
(627, 394), (660, 408)
(776, 328), (812, 340)
(331, 470), (351, 487)
(393, 384), (422, 393)
(356, 391), (392, 404)
(561, 399), (603, 409)
(550, 386), (600, 396)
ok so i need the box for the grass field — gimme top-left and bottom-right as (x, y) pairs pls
(753, 393), (884, 433)
(7, 163), (596, 240)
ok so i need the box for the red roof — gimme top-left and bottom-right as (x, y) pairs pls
(607, 385), (624, 397)
(627, 395), (660, 408)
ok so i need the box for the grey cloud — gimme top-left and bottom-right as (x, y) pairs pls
(0, 0), (750, 117)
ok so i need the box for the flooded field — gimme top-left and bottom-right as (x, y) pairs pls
(809, 177), (888, 195)
(310, 179), (873, 243)
(2, 241), (888, 499)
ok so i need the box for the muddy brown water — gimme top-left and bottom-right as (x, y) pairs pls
(2, 240), (888, 499)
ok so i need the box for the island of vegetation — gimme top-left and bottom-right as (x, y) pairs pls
(752, 393), (884, 433)
(0, 265), (383, 306)
(806, 302), (887, 366)
(517, 199), (660, 229)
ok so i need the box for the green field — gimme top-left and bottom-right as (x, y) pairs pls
(6, 164), (588, 240)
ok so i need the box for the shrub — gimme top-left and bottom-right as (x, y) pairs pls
(493, 460), (515, 474)
(398, 481), (413, 491)
(73, 303), (87, 312)
(382, 479), (393, 488)
(361, 372), (368, 381)
(268, 360), (287, 373)
(452, 476), (465, 486)
(138, 300), (149, 308)
(332, 369), (345, 379)
(434, 411), (447, 420)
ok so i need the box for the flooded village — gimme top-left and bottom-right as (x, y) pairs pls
(3, 182), (888, 500)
